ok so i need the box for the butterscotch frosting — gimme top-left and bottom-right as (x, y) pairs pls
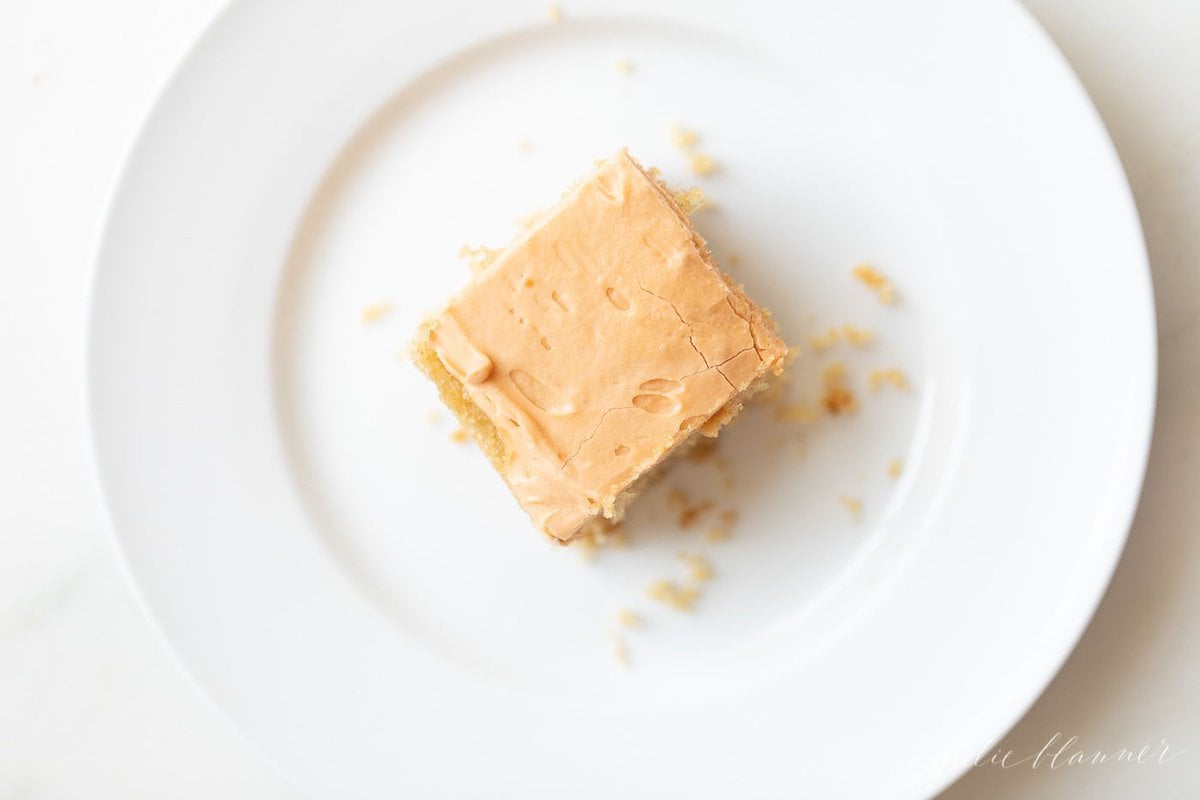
(424, 150), (787, 540)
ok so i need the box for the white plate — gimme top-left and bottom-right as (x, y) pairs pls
(87, 0), (1155, 797)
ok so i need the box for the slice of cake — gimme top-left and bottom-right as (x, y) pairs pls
(412, 150), (788, 542)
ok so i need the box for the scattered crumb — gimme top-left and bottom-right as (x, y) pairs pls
(458, 244), (501, 273)
(688, 153), (717, 176)
(887, 457), (904, 479)
(868, 367), (910, 393)
(360, 302), (394, 323)
(604, 527), (628, 549)
(576, 536), (599, 562)
(547, 2), (561, 23)
(714, 458), (736, 491)
(842, 324), (876, 346)
(685, 439), (718, 462)
(671, 186), (708, 213)
(821, 362), (858, 415)
(678, 552), (714, 582)
(514, 209), (543, 228)
(609, 632), (630, 666)
(670, 121), (698, 151)
(616, 608), (642, 628)
(650, 163), (709, 210)
(706, 526), (731, 543)
(615, 59), (634, 74)
(647, 579), (699, 611)
(808, 326), (841, 352)
(839, 495), (863, 522)
(425, 410), (442, 425)
(808, 324), (875, 351)
(727, 254), (741, 267)
(718, 509), (738, 527)
(666, 488), (689, 510)
(763, 357), (798, 401)
(757, 376), (788, 403)
(31, 73), (46, 86)
(678, 500), (714, 529)
(574, 520), (625, 562)
(776, 402), (819, 424)
(852, 263), (896, 305)
(516, 139), (532, 154)
(449, 427), (469, 444)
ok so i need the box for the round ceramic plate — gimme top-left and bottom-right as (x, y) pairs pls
(87, 0), (1155, 797)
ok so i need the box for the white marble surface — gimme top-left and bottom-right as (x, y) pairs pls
(1, 1), (1196, 797)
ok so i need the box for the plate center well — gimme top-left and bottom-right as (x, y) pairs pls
(273, 18), (956, 692)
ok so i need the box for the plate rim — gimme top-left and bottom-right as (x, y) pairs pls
(921, 0), (1158, 789)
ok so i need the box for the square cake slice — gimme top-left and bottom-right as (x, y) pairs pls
(413, 150), (788, 541)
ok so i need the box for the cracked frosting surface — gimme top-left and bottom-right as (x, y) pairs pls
(425, 150), (787, 540)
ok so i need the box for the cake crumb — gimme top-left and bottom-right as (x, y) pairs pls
(757, 375), (788, 403)
(706, 525), (730, 542)
(360, 302), (394, 323)
(425, 410), (442, 425)
(449, 427), (469, 444)
(458, 244), (501, 273)
(610, 632), (630, 666)
(615, 59), (634, 74)
(839, 495), (863, 522)
(821, 362), (858, 415)
(808, 326), (841, 352)
(547, 2), (561, 23)
(604, 527), (628, 549)
(842, 324), (876, 346)
(670, 122), (698, 151)
(678, 500), (714, 529)
(713, 458), (735, 492)
(887, 457), (904, 478)
(688, 153), (717, 176)
(516, 139), (532, 154)
(647, 579), (699, 611)
(616, 608), (641, 628)
(666, 488), (689, 510)
(852, 263), (896, 305)
(809, 323), (874, 351)
(869, 367), (909, 393)
(576, 536), (599, 562)
(514, 208), (543, 228)
(678, 551), (714, 582)
(718, 509), (738, 527)
(574, 520), (625, 561)
(671, 186), (708, 213)
(728, 253), (741, 267)
(776, 402), (819, 424)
